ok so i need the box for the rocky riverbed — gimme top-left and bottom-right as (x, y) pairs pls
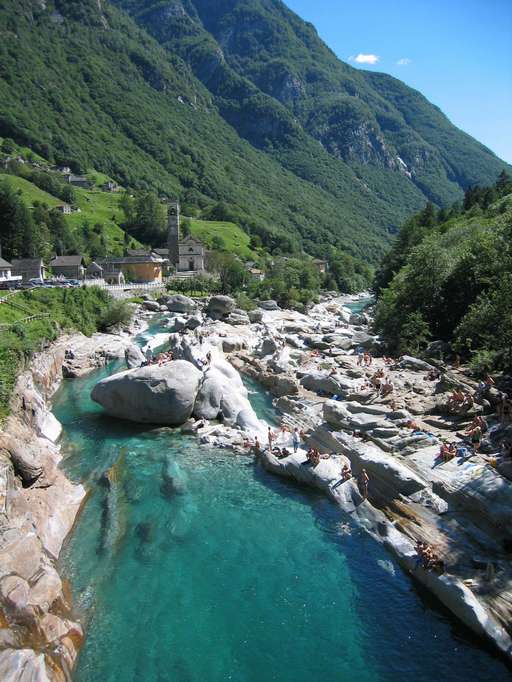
(92, 291), (512, 662)
(1, 290), (511, 679)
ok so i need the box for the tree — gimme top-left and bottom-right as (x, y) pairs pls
(0, 180), (39, 259)
(123, 191), (166, 246)
(1, 138), (16, 154)
(211, 235), (226, 251)
(207, 252), (247, 293)
(181, 217), (191, 237)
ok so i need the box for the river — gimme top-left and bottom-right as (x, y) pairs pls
(54, 315), (510, 681)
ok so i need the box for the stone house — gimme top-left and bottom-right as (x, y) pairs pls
(55, 204), (72, 215)
(102, 181), (119, 192)
(49, 255), (85, 279)
(11, 258), (47, 283)
(248, 267), (265, 281)
(65, 174), (89, 188)
(0, 256), (23, 287)
(85, 261), (104, 280)
(178, 237), (205, 273)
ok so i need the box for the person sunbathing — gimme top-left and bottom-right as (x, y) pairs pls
(380, 379), (394, 397)
(448, 389), (465, 405)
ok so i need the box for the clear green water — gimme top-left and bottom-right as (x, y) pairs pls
(54, 321), (510, 682)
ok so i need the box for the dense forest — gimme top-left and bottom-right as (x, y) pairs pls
(373, 171), (512, 372)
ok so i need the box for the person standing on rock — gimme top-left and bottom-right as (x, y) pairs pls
(292, 428), (300, 453)
(254, 436), (261, 455)
(268, 426), (274, 451)
(358, 468), (369, 499)
(145, 346), (153, 365)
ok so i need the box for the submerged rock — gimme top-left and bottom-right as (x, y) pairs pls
(91, 361), (202, 425)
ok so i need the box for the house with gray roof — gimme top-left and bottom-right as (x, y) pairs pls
(11, 258), (47, 283)
(49, 255), (85, 279)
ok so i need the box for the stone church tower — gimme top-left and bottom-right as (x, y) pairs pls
(167, 200), (180, 266)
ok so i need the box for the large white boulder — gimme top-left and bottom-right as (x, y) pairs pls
(91, 361), (202, 426)
(205, 295), (236, 319)
(166, 295), (197, 313)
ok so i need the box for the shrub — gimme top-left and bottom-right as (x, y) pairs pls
(97, 300), (133, 331)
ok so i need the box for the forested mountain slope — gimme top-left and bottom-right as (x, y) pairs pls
(374, 171), (512, 372)
(0, 0), (508, 266)
(114, 0), (508, 207)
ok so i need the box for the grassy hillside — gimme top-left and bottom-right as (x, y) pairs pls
(67, 188), (128, 251)
(0, 174), (62, 209)
(188, 218), (256, 259)
(0, 168), (264, 260)
(0, 287), (123, 421)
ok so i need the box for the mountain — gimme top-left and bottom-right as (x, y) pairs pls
(0, 0), (508, 266)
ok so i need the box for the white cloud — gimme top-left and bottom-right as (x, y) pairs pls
(349, 53), (380, 65)
(397, 57), (412, 66)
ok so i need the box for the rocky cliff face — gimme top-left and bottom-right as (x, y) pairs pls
(0, 329), (141, 681)
(0, 347), (85, 682)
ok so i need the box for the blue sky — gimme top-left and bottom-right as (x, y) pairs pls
(286, 0), (512, 163)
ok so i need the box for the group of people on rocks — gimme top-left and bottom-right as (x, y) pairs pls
(138, 347), (174, 367)
(447, 388), (474, 412)
(356, 350), (373, 367)
(368, 368), (394, 396)
(415, 540), (445, 573)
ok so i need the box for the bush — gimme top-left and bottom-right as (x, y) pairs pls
(97, 300), (133, 331)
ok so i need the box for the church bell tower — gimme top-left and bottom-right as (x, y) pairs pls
(167, 200), (180, 266)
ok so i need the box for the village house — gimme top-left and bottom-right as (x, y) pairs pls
(0, 255), (23, 288)
(248, 267), (265, 282)
(49, 255), (85, 279)
(85, 261), (104, 280)
(54, 204), (72, 215)
(102, 181), (119, 193)
(57, 166), (71, 175)
(312, 258), (328, 274)
(98, 252), (165, 283)
(65, 174), (89, 188)
(11, 258), (47, 283)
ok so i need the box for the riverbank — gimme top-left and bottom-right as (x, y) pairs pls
(0, 309), (151, 680)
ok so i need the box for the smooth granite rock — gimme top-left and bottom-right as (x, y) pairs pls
(124, 344), (145, 369)
(166, 295), (197, 313)
(205, 295), (236, 319)
(91, 361), (202, 425)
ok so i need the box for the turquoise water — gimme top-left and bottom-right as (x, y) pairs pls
(54, 324), (510, 682)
